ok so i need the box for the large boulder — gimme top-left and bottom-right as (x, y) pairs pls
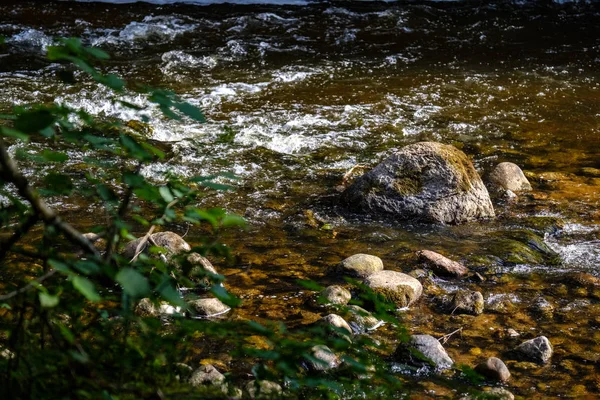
(341, 142), (495, 224)
(364, 270), (422, 307)
(393, 334), (454, 370)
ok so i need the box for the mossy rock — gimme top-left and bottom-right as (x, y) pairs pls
(341, 142), (495, 224)
(489, 229), (561, 265)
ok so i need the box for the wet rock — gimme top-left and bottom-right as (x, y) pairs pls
(303, 345), (341, 372)
(483, 388), (515, 400)
(245, 380), (282, 399)
(364, 270), (423, 307)
(320, 285), (351, 305)
(491, 229), (560, 265)
(565, 272), (600, 288)
(174, 363), (193, 381)
(488, 162), (532, 192)
(393, 334), (454, 370)
(187, 298), (230, 318)
(344, 305), (383, 334)
(83, 232), (107, 251)
(408, 268), (428, 279)
(486, 294), (517, 315)
(336, 254), (383, 279)
(189, 364), (225, 388)
(135, 298), (160, 317)
(514, 336), (553, 364)
(318, 314), (352, 340)
(507, 328), (520, 338)
(475, 357), (511, 382)
(530, 296), (554, 319)
(122, 231), (191, 259)
(417, 250), (468, 278)
(441, 290), (484, 315)
(341, 142), (495, 224)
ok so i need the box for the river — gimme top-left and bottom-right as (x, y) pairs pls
(1, 0), (600, 398)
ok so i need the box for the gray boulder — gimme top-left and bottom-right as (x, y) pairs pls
(303, 345), (341, 372)
(514, 336), (553, 364)
(341, 142), (495, 224)
(336, 254), (383, 279)
(189, 364), (225, 388)
(320, 285), (351, 306)
(441, 290), (484, 315)
(364, 270), (422, 307)
(345, 305), (383, 334)
(245, 380), (282, 399)
(474, 357), (511, 382)
(393, 334), (454, 370)
(187, 298), (230, 318)
(488, 162), (532, 192)
(319, 314), (352, 339)
(122, 231), (191, 259)
(418, 250), (468, 278)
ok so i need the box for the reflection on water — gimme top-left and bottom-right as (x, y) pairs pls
(1, 1), (600, 397)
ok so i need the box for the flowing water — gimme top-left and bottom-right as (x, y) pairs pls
(1, 0), (600, 398)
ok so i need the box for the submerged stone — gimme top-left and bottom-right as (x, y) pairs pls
(475, 357), (511, 382)
(441, 290), (484, 315)
(341, 142), (495, 224)
(245, 380), (282, 399)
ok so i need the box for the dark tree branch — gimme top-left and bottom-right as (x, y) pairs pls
(0, 213), (39, 262)
(0, 139), (101, 259)
(0, 269), (57, 301)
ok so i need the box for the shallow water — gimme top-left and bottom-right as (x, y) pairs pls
(1, 0), (600, 398)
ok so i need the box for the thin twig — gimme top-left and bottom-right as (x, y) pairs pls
(0, 269), (57, 301)
(103, 163), (142, 263)
(129, 197), (180, 263)
(0, 139), (100, 258)
(438, 327), (463, 345)
(0, 213), (39, 262)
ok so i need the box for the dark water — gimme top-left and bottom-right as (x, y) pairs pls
(1, 1), (600, 398)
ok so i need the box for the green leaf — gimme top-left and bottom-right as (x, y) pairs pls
(39, 292), (59, 308)
(0, 127), (29, 141)
(14, 109), (55, 134)
(101, 74), (125, 91)
(116, 268), (150, 298)
(157, 280), (186, 307)
(41, 150), (68, 163)
(48, 259), (71, 273)
(42, 172), (73, 196)
(159, 186), (174, 203)
(72, 276), (101, 302)
(84, 47), (110, 60)
(174, 102), (205, 123)
(221, 214), (246, 228)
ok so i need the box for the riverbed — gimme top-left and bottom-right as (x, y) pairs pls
(1, 1), (600, 398)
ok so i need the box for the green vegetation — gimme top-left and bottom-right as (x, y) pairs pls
(0, 39), (417, 399)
